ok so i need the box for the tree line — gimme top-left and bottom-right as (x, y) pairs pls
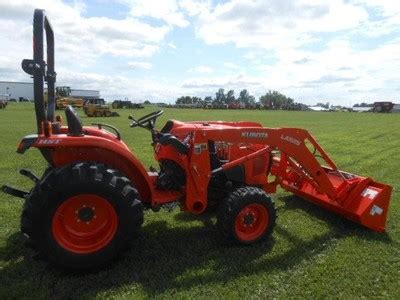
(175, 89), (308, 110)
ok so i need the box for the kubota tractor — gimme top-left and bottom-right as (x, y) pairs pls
(2, 10), (393, 270)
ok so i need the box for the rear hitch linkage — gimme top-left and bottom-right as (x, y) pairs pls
(2, 169), (40, 199)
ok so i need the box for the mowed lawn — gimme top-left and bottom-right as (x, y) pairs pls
(0, 103), (399, 298)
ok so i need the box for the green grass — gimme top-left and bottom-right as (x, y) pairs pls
(0, 103), (399, 298)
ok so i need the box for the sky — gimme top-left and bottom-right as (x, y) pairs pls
(0, 0), (399, 105)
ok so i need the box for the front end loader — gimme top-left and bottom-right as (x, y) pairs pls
(2, 9), (393, 271)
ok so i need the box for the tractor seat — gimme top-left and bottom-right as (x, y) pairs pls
(65, 105), (83, 136)
(160, 120), (174, 133)
(157, 133), (189, 155)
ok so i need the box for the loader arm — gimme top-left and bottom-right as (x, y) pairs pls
(187, 125), (392, 232)
(196, 127), (341, 199)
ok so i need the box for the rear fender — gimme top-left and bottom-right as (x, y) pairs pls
(31, 134), (153, 202)
(17, 134), (39, 154)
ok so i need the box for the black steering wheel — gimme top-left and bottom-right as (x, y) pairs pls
(129, 110), (164, 131)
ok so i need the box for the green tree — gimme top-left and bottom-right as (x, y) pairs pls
(238, 89), (256, 107)
(238, 89), (249, 104)
(248, 95), (256, 105)
(259, 90), (293, 110)
(204, 96), (212, 103)
(226, 90), (235, 104)
(192, 97), (202, 104)
(215, 88), (226, 104)
(176, 96), (191, 104)
(175, 96), (203, 105)
(316, 102), (330, 109)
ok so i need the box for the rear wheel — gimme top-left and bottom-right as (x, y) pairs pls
(217, 186), (276, 244)
(52, 194), (118, 254)
(21, 163), (143, 270)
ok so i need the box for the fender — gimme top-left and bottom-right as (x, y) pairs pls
(17, 134), (39, 154)
(26, 133), (154, 202)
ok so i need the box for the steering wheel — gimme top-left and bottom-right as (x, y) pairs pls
(129, 110), (164, 130)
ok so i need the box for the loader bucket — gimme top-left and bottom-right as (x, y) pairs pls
(265, 128), (394, 233)
(278, 166), (393, 232)
(343, 179), (392, 232)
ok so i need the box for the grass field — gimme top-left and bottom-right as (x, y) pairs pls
(0, 103), (399, 298)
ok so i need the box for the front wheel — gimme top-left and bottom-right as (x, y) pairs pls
(21, 163), (143, 270)
(217, 186), (276, 244)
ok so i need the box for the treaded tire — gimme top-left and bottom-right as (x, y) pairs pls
(21, 162), (143, 270)
(217, 186), (276, 244)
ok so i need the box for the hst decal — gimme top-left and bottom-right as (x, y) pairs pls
(38, 139), (62, 145)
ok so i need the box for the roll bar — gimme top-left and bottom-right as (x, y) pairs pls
(21, 9), (56, 133)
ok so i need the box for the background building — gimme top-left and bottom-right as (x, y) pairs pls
(69, 89), (100, 99)
(0, 81), (33, 100)
(0, 81), (99, 101)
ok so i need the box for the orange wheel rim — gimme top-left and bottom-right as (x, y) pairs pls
(52, 194), (118, 254)
(235, 203), (269, 242)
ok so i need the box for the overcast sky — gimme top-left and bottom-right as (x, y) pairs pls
(0, 0), (399, 105)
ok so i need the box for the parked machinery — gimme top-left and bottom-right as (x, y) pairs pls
(83, 98), (119, 117)
(54, 86), (85, 110)
(112, 99), (144, 109)
(0, 96), (7, 109)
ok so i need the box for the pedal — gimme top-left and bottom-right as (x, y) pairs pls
(2, 185), (29, 199)
(20, 169), (40, 183)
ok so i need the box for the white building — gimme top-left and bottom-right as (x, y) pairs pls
(352, 106), (372, 112)
(0, 81), (33, 100)
(0, 81), (100, 101)
(309, 106), (329, 111)
(70, 89), (100, 99)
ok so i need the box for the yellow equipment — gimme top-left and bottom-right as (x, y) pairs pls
(83, 99), (119, 117)
(55, 86), (84, 109)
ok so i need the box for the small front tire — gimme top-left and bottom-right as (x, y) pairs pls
(217, 186), (276, 244)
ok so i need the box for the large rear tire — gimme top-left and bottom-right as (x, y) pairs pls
(217, 186), (276, 244)
(21, 163), (143, 270)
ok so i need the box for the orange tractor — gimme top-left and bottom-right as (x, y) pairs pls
(2, 10), (393, 271)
